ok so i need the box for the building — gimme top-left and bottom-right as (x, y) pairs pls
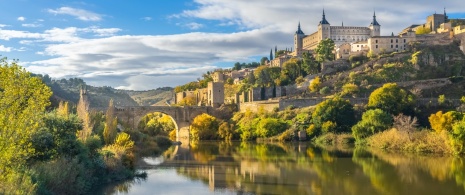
(368, 31), (416, 54)
(294, 10), (380, 57)
(207, 82), (224, 108)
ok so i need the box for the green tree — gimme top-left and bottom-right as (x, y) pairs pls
(190, 113), (219, 140)
(254, 65), (274, 87)
(312, 97), (356, 133)
(0, 59), (52, 167)
(352, 109), (393, 140)
(281, 58), (300, 83)
(260, 57), (269, 65)
(218, 122), (235, 141)
(255, 118), (288, 137)
(302, 52), (319, 74)
(233, 62), (241, 70)
(103, 99), (118, 145)
(367, 83), (415, 115)
(315, 38), (335, 63)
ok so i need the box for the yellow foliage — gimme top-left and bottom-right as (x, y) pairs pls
(428, 111), (462, 133)
(309, 76), (321, 92)
(169, 129), (177, 141)
(190, 113), (219, 140)
(114, 132), (134, 151)
(57, 101), (69, 119)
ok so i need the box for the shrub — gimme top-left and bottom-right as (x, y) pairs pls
(309, 76), (321, 92)
(319, 86), (330, 95)
(169, 129), (177, 141)
(218, 122), (235, 141)
(352, 109), (393, 140)
(190, 113), (219, 140)
(341, 83), (359, 96)
(256, 118), (288, 138)
(368, 83), (415, 115)
(321, 121), (337, 133)
(451, 121), (465, 154)
(312, 97), (356, 133)
(428, 111), (463, 133)
(154, 136), (172, 148)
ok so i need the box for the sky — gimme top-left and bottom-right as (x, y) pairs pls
(1, 0), (465, 90)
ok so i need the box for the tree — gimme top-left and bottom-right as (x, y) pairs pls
(309, 76), (322, 92)
(255, 118), (288, 138)
(218, 122), (235, 141)
(302, 52), (319, 74)
(254, 65), (274, 87)
(352, 109), (393, 140)
(0, 58), (52, 167)
(415, 26), (432, 35)
(281, 58), (300, 83)
(312, 97), (356, 133)
(428, 111), (463, 133)
(260, 57), (269, 65)
(233, 62), (241, 70)
(190, 114), (219, 140)
(315, 38), (335, 63)
(269, 49), (274, 60)
(368, 83), (415, 115)
(103, 99), (118, 145)
(77, 88), (94, 140)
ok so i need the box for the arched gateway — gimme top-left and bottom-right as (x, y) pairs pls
(110, 106), (216, 142)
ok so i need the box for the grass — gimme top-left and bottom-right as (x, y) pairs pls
(367, 128), (452, 154)
(314, 133), (355, 146)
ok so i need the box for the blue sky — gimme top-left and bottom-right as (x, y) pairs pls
(1, 0), (464, 90)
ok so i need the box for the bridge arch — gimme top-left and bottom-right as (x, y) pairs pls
(112, 106), (215, 142)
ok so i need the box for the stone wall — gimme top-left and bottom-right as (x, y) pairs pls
(239, 100), (279, 112)
(321, 59), (350, 74)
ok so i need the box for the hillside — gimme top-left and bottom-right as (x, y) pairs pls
(34, 76), (139, 108)
(124, 87), (174, 106)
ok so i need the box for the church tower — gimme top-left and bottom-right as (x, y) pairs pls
(369, 11), (381, 37)
(294, 22), (305, 57)
(318, 9), (331, 41)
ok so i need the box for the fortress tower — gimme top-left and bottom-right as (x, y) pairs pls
(294, 22), (305, 57)
(318, 9), (331, 40)
(369, 11), (381, 36)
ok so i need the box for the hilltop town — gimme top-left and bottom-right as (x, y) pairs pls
(174, 9), (465, 112)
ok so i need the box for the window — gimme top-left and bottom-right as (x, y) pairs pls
(391, 45), (393, 48)
(375, 40), (378, 43)
(376, 45), (378, 48)
(396, 45), (398, 48)
(396, 39), (398, 43)
(391, 39), (393, 43)
(404, 39), (406, 43)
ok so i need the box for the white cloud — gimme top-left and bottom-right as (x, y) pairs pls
(141, 17), (152, 21)
(0, 45), (12, 52)
(184, 22), (204, 30)
(47, 7), (102, 21)
(0, 24), (7, 28)
(22, 23), (43, 28)
(17, 16), (26, 21)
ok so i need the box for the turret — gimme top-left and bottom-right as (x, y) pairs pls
(318, 9), (331, 40)
(294, 22), (305, 57)
(369, 11), (381, 37)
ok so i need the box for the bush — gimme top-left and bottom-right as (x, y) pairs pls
(368, 83), (415, 115)
(154, 136), (172, 148)
(190, 113), (219, 140)
(309, 76), (321, 92)
(341, 83), (359, 96)
(429, 111), (463, 133)
(321, 121), (337, 133)
(352, 109), (393, 140)
(256, 118), (288, 138)
(319, 86), (330, 95)
(312, 97), (356, 133)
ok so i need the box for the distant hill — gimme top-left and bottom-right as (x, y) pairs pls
(123, 87), (174, 106)
(33, 75), (139, 108)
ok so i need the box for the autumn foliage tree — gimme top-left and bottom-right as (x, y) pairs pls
(103, 99), (118, 145)
(368, 83), (415, 115)
(0, 59), (52, 167)
(190, 114), (219, 140)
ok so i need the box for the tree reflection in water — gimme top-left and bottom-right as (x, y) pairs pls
(103, 142), (465, 195)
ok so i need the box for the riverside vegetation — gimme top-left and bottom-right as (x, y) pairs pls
(0, 58), (172, 194)
(174, 38), (465, 155)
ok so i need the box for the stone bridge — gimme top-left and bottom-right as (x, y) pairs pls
(110, 106), (218, 142)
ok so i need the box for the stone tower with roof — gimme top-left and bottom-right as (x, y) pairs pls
(369, 11), (381, 37)
(293, 22), (305, 57)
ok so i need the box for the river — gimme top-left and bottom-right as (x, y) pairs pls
(99, 141), (465, 195)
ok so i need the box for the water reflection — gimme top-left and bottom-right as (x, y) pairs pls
(104, 142), (465, 195)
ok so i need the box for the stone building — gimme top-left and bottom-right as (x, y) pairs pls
(425, 10), (448, 32)
(368, 31), (416, 54)
(207, 82), (224, 108)
(294, 10), (380, 57)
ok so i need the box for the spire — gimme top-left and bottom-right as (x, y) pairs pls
(319, 9), (330, 25)
(295, 22), (304, 34)
(444, 7), (448, 22)
(342, 20), (344, 27)
(371, 10), (380, 26)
